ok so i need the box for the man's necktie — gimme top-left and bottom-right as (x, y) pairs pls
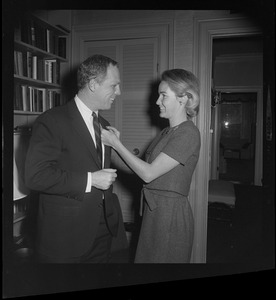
(92, 112), (103, 168)
(92, 112), (116, 235)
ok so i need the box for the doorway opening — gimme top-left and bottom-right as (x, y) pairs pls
(218, 92), (257, 185)
(211, 35), (263, 185)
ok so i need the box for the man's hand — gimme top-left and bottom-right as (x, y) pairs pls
(91, 168), (117, 190)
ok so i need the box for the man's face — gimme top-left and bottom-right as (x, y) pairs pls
(93, 64), (121, 110)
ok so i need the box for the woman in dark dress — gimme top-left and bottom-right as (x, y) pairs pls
(101, 69), (201, 263)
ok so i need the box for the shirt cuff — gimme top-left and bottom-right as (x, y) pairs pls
(85, 172), (92, 193)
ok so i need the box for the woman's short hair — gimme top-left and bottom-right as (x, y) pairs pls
(77, 54), (118, 90)
(161, 69), (200, 118)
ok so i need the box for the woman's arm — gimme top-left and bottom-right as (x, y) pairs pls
(101, 127), (179, 183)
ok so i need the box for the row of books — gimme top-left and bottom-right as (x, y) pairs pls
(14, 50), (60, 84)
(13, 199), (28, 215)
(15, 18), (67, 58)
(14, 84), (62, 113)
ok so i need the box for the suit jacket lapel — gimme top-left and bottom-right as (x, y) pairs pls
(67, 100), (101, 169)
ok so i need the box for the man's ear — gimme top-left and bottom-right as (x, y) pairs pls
(88, 79), (97, 92)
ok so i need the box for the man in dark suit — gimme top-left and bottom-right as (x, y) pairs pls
(25, 54), (128, 263)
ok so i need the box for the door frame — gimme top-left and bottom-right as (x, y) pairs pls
(192, 13), (262, 263)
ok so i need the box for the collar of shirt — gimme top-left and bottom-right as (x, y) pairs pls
(74, 95), (98, 143)
(74, 95), (98, 119)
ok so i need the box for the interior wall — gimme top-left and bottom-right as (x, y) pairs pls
(71, 10), (214, 71)
(72, 10), (175, 24)
(214, 54), (263, 87)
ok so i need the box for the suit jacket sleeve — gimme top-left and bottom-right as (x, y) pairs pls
(25, 109), (87, 200)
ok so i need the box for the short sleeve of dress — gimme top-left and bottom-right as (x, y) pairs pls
(162, 122), (200, 165)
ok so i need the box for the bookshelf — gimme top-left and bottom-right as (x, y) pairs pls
(13, 13), (70, 244)
(14, 13), (69, 115)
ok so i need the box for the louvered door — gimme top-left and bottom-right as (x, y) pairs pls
(83, 38), (159, 222)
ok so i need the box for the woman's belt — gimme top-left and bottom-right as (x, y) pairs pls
(139, 186), (187, 216)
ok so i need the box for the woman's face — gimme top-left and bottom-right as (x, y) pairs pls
(156, 81), (180, 120)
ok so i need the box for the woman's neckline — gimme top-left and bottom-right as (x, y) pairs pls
(170, 119), (190, 129)
(163, 120), (191, 135)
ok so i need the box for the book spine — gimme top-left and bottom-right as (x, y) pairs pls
(30, 20), (36, 47)
(14, 51), (19, 75)
(32, 56), (37, 80)
(46, 29), (50, 53)
(17, 51), (23, 76)
(58, 37), (67, 58)
(21, 85), (28, 111)
(26, 51), (32, 78)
